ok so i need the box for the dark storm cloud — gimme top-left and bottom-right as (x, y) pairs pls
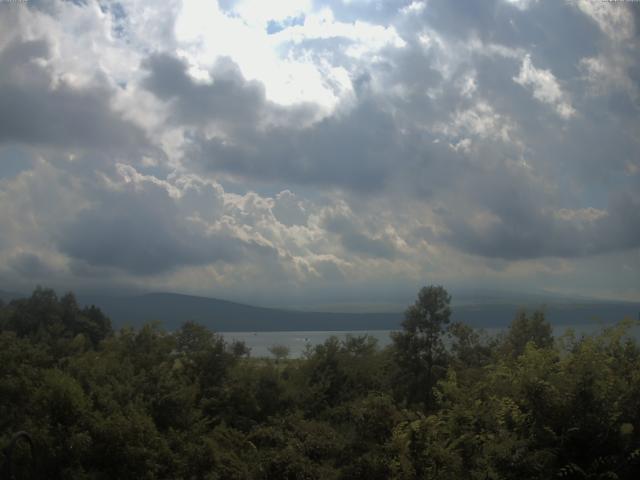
(0, 38), (151, 153)
(57, 180), (275, 275)
(510, 1), (602, 79)
(141, 52), (409, 192)
(598, 192), (640, 252)
(142, 53), (267, 127)
(189, 96), (401, 192)
(414, 0), (602, 62)
(323, 213), (399, 259)
(381, 0), (609, 108)
(440, 174), (640, 260)
(0, 146), (36, 180)
(537, 111), (640, 188)
(143, 51), (320, 137)
(7, 252), (57, 278)
(417, 0), (503, 39)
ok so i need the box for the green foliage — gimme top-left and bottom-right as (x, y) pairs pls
(1, 286), (640, 479)
(268, 344), (290, 363)
(499, 309), (554, 358)
(296, 334), (389, 412)
(391, 285), (452, 409)
(2, 287), (112, 354)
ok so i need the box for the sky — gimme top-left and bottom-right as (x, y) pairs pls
(0, 0), (638, 309)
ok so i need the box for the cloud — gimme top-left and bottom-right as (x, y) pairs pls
(440, 171), (640, 260)
(575, 2), (639, 104)
(57, 168), (276, 276)
(142, 53), (268, 128)
(513, 54), (575, 118)
(186, 93), (402, 192)
(272, 190), (309, 227)
(0, 37), (152, 153)
(174, 0), (353, 108)
(441, 100), (515, 142)
(504, 0), (539, 11)
(574, 0), (635, 42)
(0, 0), (638, 303)
(276, 7), (407, 54)
(7, 251), (59, 279)
(322, 209), (400, 260)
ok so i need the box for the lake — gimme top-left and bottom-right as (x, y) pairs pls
(222, 321), (639, 358)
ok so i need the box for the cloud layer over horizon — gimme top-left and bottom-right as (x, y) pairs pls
(0, 0), (638, 307)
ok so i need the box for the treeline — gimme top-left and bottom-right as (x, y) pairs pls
(1, 286), (639, 479)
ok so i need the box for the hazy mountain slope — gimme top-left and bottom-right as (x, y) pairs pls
(0, 290), (24, 303)
(79, 293), (403, 331)
(77, 292), (640, 332)
(454, 303), (640, 328)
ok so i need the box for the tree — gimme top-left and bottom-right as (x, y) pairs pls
(500, 309), (553, 358)
(391, 285), (451, 409)
(447, 321), (492, 386)
(268, 344), (290, 363)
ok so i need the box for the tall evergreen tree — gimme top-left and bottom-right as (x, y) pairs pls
(391, 285), (451, 409)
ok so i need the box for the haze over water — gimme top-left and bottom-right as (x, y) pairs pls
(225, 322), (640, 358)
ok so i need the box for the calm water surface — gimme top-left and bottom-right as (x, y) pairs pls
(223, 322), (639, 358)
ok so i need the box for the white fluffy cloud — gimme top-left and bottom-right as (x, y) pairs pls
(513, 55), (575, 119)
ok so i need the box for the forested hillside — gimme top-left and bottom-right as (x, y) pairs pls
(1, 287), (639, 479)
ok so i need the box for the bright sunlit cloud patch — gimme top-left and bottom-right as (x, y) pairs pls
(174, 0), (352, 108)
(233, 0), (312, 27)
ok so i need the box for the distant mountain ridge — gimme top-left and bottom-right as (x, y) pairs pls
(78, 292), (640, 332)
(2, 289), (638, 332)
(77, 292), (404, 332)
(0, 289), (24, 303)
